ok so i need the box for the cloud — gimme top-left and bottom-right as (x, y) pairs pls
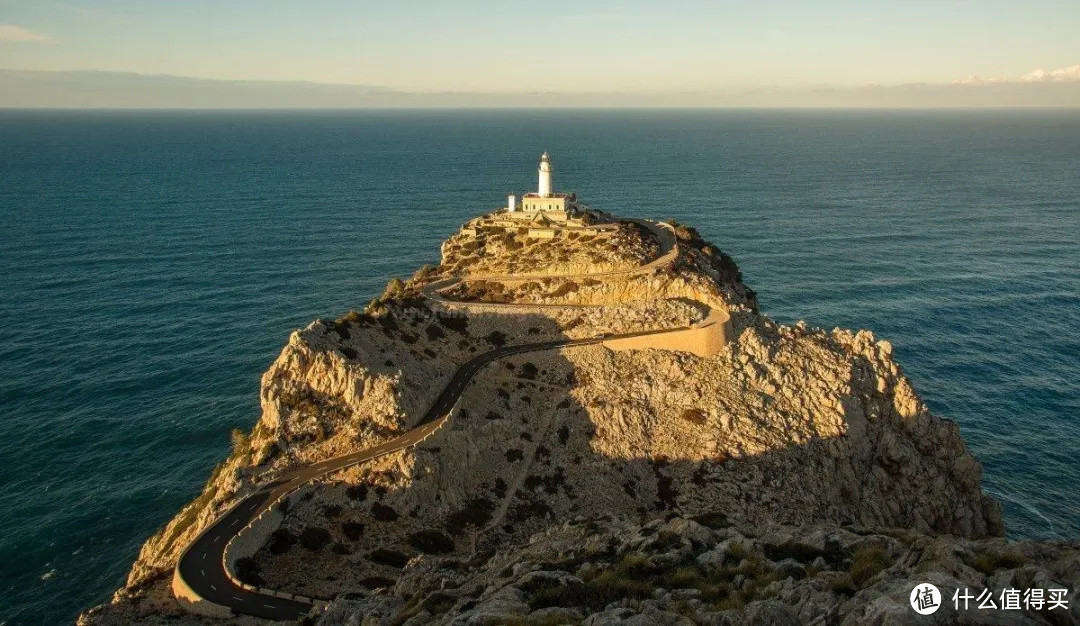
(954, 74), (1008, 86)
(1021, 64), (1080, 83)
(0, 25), (54, 42)
(954, 63), (1080, 86)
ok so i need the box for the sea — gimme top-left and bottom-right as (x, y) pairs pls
(0, 109), (1077, 624)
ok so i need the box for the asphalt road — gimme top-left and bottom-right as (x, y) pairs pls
(175, 335), (610, 620)
(173, 219), (683, 620)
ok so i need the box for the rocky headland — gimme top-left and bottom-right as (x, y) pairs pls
(80, 212), (1078, 626)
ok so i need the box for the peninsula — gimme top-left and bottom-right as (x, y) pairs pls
(82, 156), (1078, 625)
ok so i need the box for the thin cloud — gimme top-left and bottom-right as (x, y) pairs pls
(955, 63), (1080, 86)
(954, 75), (1008, 86)
(1021, 64), (1080, 83)
(0, 25), (54, 42)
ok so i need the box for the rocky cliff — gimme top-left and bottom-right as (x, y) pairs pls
(79, 214), (1064, 626)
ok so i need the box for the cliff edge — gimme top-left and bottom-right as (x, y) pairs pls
(78, 213), (1066, 626)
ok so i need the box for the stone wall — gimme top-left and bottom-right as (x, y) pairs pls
(602, 305), (731, 358)
(170, 567), (232, 618)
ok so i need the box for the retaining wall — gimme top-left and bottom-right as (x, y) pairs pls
(171, 568), (233, 618)
(220, 486), (318, 602)
(602, 306), (730, 358)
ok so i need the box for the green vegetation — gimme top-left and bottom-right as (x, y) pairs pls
(965, 546), (1024, 575)
(359, 576), (396, 589)
(763, 541), (826, 563)
(412, 264), (437, 283)
(438, 315), (469, 334)
(345, 483), (369, 501)
(234, 557), (264, 586)
(521, 546), (791, 614)
(850, 544), (892, 588)
(231, 428), (250, 457)
(299, 526), (331, 551)
(445, 497), (495, 529)
(527, 554), (655, 611)
(690, 511), (730, 530)
(371, 502), (399, 521)
(368, 548), (410, 568)
(829, 573), (857, 596)
(519, 362), (538, 380)
(407, 529), (456, 554)
(383, 277), (406, 299)
(341, 521), (365, 541)
(421, 591), (457, 614)
(335, 309), (364, 326)
(267, 528), (296, 554)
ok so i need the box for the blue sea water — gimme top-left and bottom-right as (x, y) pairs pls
(0, 109), (1077, 624)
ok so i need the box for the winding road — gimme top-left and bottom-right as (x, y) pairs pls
(172, 218), (709, 620)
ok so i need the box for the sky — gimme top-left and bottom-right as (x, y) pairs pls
(1, 0), (1079, 93)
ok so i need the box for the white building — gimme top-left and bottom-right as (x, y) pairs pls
(506, 152), (576, 221)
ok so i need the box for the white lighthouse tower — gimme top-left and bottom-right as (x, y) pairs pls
(538, 151), (552, 197)
(512, 152), (575, 220)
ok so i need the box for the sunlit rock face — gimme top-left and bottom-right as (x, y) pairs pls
(81, 214), (1007, 625)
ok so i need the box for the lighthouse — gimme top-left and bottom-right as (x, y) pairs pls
(538, 151), (552, 197)
(511, 152), (576, 220)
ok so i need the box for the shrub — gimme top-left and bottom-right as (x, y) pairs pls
(486, 330), (507, 346)
(967, 548), (1024, 575)
(662, 567), (702, 589)
(230, 428), (250, 456)
(529, 568), (654, 611)
(341, 521), (365, 541)
(335, 309), (364, 326)
(270, 526), (300, 556)
(438, 315), (469, 334)
(345, 484), (369, 502)
(299, 527), (332, 551)
(363, 298), (382, 315)
(830, 573), (856, 596)
(412, 264), (437, 283)
(445, 497), (495, 529)
(850, 545), (891, 588)
(691, 511), (730, 529)
(763, 542), (824, 563)
(407, 530), (456, 554)
(383, 277), (406, 299)
(234, 557), (264, 586)
(359, 576), (396, 589)
(368, 548), (410, 568)
(371, 502), (399, 521)
(330, 541), (351, 555)
(519, 362), (538, 380)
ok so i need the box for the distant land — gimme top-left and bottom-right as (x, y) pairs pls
(2, 69), (1080, 108)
